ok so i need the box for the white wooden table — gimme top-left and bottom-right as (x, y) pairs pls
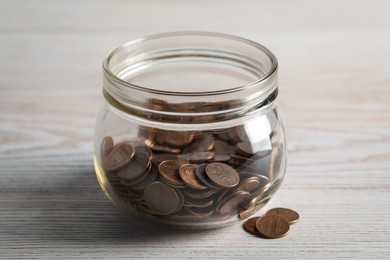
(1, 0), (389, 259)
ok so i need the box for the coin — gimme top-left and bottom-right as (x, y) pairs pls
(238, 206), (257, 219)
(173, 188), (184, 213)
(101, 136), (114, 157)
(236, 142), (255, 157)
(212, 154), (231, 162)
(255, 214), (290, 239)
(186, 206), (215, 218)
(163, 131), (194, 147)
(129, 164), (159, 190)
(182, 188), (215, 199)
(228, 126), (249, 143)
(178, 151), (215, 163)
(184, 196), (214, 208)
(213, 140), (236, 156)
(143, 182), (180, 215)
(266, 208), (300, 224)
(103, 142), (135, 171)
(234, 176), (262, 193)
(195, 163), (221, 189)
(117, 152), (150, 180)
(269, 146), (284, 181)
(229, 154), (249, 167)
(183, 134), (214, 153)
(179, 164), (207, 190)
(218, 191), (251, 215)
(205, 162), (240, 188)
(243, 217), (260, 234)
(135, 145), (153, 158)
(151, 153), (178, 164)
(159, 160), (186, 187)
(145, 139), (181, 154)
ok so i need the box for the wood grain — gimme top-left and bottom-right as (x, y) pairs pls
(1, 0), (389, 259)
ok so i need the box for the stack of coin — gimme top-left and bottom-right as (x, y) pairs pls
(99, 126), (285, 223)
(243, 208), (299, 238)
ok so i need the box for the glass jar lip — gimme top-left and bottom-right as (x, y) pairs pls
(103, 31), (278, 96)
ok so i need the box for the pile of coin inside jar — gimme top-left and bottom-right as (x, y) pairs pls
(99, 126), (284, 224)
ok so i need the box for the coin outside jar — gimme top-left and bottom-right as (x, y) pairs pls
(94, 32), (287, 228)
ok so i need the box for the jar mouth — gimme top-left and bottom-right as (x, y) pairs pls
(103, 31), (278, 96)
(102, 31), (278, 123)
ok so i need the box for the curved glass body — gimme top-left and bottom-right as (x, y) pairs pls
(94, 32), (286, 228)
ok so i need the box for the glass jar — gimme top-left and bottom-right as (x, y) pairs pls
(93, 32), (286, 229)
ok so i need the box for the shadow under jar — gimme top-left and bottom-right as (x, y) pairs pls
(94, 32), (286, 229)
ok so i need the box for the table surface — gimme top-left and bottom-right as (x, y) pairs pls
(1, 0), (389, 259)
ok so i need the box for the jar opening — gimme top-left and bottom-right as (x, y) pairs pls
(103, 32), (278, 123)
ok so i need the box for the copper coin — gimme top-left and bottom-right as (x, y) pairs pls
(236, 142), (255, 157)
(269, 146), (284, 181)
(213, 140), (236, 155)
(184, 196), (214, 208)
(179, 164), (207, 190)
(266, 208), (300, 224)
(173, 188), (184, 213)
(238, 197), (258, 219)
(117, 152), (150, 180)
(228, 126), (249, 143)
(163, 131), (194, 147)
(205, 162), (240, 188)
(229, 154), (249, 167)
(183, 134), (214, 153)
(239, 206), (257, 219)
(234, 176), (261, 193)
(103, 142), (135, 171)
(178, 152), (215, 163)
(195, 163), (221, 189)
(159, 160), (186, 187)
(145, 139), (181, 154)
(255, 214), (290, 239)
(218, 191), (251, 215)
(182, 188), (215, 199)
(100, 136), (114, 157)
(143, 182), (179, 215)
(129, 164), (159, 190)
(151, 153), (178, 164)
(212, 154), (231, 162)
(243, 217), (260, 234)
(186, 206), (215, 218)
(135, 145), (153, 158)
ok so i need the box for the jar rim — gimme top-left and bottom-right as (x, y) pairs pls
(102, 31), (279, 124)
(103, 31), (278, 96)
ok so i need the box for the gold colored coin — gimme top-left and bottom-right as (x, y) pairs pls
(243, 217), (260, 234)
(255, 214), (290, 239)
(266, 208), (300, 224)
